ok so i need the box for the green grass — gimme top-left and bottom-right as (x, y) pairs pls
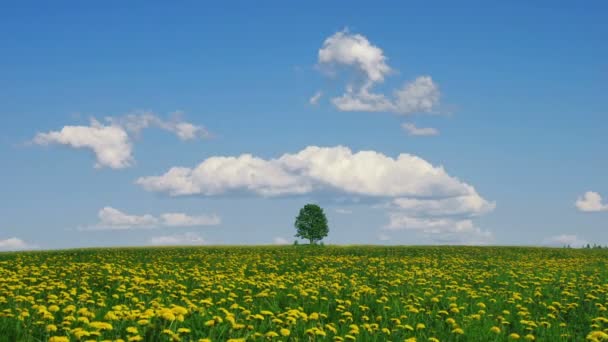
(1, 246), (607, 341)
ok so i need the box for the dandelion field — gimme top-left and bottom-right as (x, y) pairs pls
(1, 246), (608, 341)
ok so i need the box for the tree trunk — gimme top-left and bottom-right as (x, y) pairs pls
(309, 239), (313, 245)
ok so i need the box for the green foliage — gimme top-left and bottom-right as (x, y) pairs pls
(294, 203), (329, 244)
(1, 246), (608, 341)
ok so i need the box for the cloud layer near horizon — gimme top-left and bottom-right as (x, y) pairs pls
(0, 237), (36, 251)
(80, 207), (220, 231)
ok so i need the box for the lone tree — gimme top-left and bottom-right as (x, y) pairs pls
(294, 204), (329, 245)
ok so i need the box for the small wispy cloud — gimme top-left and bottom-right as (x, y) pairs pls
(148, 232), (206, 246)
(309, 91), (323, 105)
(401, 122), (439, 136)
(543, 234), (588, 248)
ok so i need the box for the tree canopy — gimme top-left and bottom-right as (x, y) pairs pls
(294, 204), (329, 245)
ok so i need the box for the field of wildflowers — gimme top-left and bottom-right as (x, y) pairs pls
(1, 246), (607, 341)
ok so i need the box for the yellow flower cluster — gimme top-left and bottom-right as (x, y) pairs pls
(0, 246), (607, 340)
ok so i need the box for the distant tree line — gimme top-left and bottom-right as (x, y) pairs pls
(563, 244), (606, 249)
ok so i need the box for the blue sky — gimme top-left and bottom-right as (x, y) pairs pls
(1, 1), (606, 250)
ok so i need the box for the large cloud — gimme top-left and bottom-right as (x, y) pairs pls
(137, 145), (481, 198)
(316, 30), (440, 115)
(82, 207), (220, 231)
(137, 145), (495, 244)
(33, 112), (209, 169)
(575, 191), (608, 212)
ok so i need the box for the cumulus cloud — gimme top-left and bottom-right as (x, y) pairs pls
(576, 191), (608, 212)
(402, 122), (439, 137)
(394, 77), (440, 114)
(309, 91), (323, 105)
(97, 207), (159, 229)
(137, 146), (494, 244)
(543, 234), (588, 248)
(137, 145), (480, 198)
(385, 215), (493, 244)
(318, 30), (391, 84)
(148, 232), (206, 246)
(32, 112), (209, 169)
(385, 188), (495, 244)
(0, 237), (36, 251)
(160, 213), (221, 227)
(391, 192), (495, 217)
(332, 86), (395, 112)
(81, 207), (220, 231)
(317, 30), (440, 115)
(33, 119), (133, 169)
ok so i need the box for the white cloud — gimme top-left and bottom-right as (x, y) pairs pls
(82, 207), (220, 231)
(273, 237), (290, 245)
(394, 76), (440, 114)
(97, 207), (158, 229)
(309, 91), (323, 105)
(317, 30), (440, 115)
(543, 234), (588, 248)
(402, 122), (439, 136)
(0, 237), (36, 251)
(391, 191), (495, 217)
(386, 189), (495, 244)
(33, 119), (133, 169)
(148, 232), (206, 246)
(318, 30), (391, 84)
(137, 154), (311, 197)
(576, 191), (608, 212)
(137, 146), (495, 245)
(107, 112), (210, 140)
(385, 215), (493, 244)
(137, 145), (482, 199)
(332, 86), (395, 112)
(33, 112), (209, 169)
(160, 213), (221, 227)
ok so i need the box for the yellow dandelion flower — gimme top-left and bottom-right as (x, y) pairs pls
(452, 328), (464, 335)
